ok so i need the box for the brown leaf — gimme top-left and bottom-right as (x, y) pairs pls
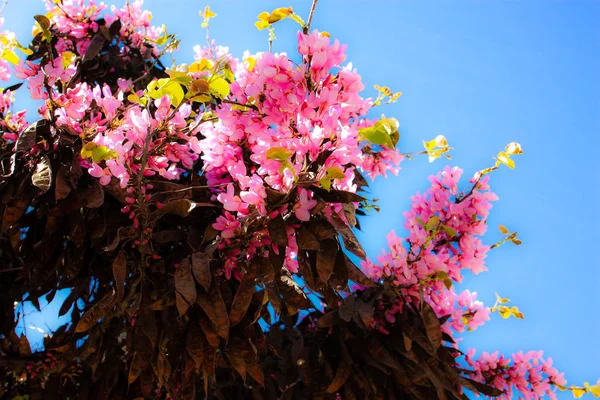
(297, 251), (316, 290)
(191, 252), (211, 291)
(84, 179), (104, 208)
(75, 290), (115, 333)
(128, 352), (143, 384)
(267, 214), (288, 246)
(242, 346), (264, 386)
(151, 229), (183, 244)
(1, 199), (29, 232)
(175, 258), (196, 316)
(342, 203), (357, 227)
(316, 239), (338, 283)
(103, 226), (136, 252)
(112, 252), (126, 301)
(153, 199), (216, 219)
(331, 249), (349, 290)
(199, 314), (220, 348)
(32, 154), (52, 193)
(421, 301), (442, 350)
(345, 254), (376, 287)
(138, 308), (158, 348)
(266, 280), (282, 316)
(18, 334), (31, 357)
(187, 325), (204, 368)
(225, 348), (247, 381)
(338, 296), (355, 322)
(326, 358), (352, 393)
(82, 33), (106, 63)
(305, 219), (337, 240)
(309, 186), (365, 203)
(277, 269), (312, 310)
(0, 153), (16, 177)
(296, 225), (320, 250)
(330, 212), (366, 260)
(316, 310), (339, 328)
(16, 120), (50, 153)
(55, 165), (71, 201)
(229, 266), (257, 326)
(461, 377), (503, 397)
(211, 282), (229, 340)
(367, 337), (401, 369)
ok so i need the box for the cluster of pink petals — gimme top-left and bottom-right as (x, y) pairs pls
(465, 349), (567, 400)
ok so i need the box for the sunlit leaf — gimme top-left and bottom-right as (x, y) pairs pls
(266, 147), (292, 162)
(208, 76), (230, 98)
(496, 151), (515, 169)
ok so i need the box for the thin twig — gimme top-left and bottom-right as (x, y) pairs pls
(0, 266), (22, 273)
(221, 99), (259, 111)
(305, 0), (319, 33)
(153, 182), (229, 196)
(0, 0), (8, 17)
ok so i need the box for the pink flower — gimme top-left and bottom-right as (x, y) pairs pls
(293, 188), (318, 222)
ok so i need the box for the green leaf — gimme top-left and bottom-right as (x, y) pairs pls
(358, 116), (399, 149)
(318, 166), (346, 191)
(495, 293), (510, 304)
(441, 224), (457, 237)
(2, 49), (19, 65)
(496, 151), (515, 169)
(147, 78), (185, 106)
(209, 76), (230, 98)
(266, 147), (292, 162)
(425, 215), (440, 231)
(34, 15), (51, 31)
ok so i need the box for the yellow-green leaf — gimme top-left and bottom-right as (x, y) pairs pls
(358, 116), (399, 149)
(423, 135), (450, 163)
(2, 49), (19, 65)
(441, 224), (457, 237)
(266, 147), (292, 162)
(498, 306), (511, 319)
(496, 151), (515, 169)
(81, 142), (117, 163)
(511, 238), (523, 246)
(572, 387), (586, 398)
(209, 76), (230, 99)
(200, 6), (216, 28)
(495, 293), (510, 304)
(318, 166), (346, 191)
(589, 385), (600, 397)
(189, 58), (213, 73)
(147, 78), (185, 106)
(498, 224), (509, 234)
(511, 306), (524, 319)
(425, 215), (440, 232)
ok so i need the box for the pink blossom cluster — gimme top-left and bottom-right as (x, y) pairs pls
(361, 166), (496, 306)
(465, 349), (567, 400)
(195, 31), (403, 272)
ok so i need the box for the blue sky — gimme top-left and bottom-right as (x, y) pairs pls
(3, 1), (599, 398)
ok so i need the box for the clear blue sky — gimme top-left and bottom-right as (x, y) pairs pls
(4, 1), (599, 398)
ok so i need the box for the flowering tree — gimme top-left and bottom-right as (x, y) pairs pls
(0, 1), (596, 399)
